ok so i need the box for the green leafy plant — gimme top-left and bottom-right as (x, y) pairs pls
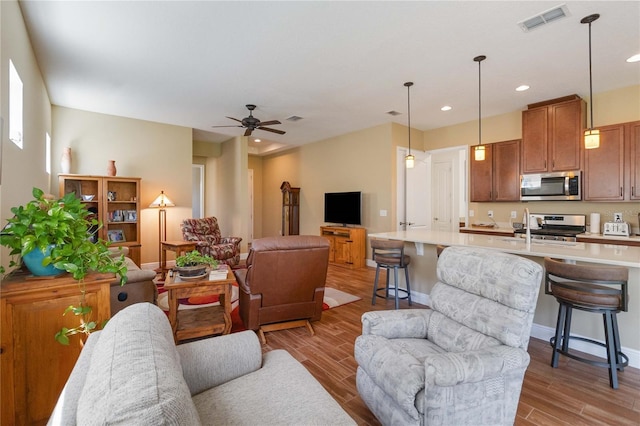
(175, 250), (218, 268)
(0, 187), (128, 345)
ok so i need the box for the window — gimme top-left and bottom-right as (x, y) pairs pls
(9, 60), (23, 148)
(46, 132), (51, 174)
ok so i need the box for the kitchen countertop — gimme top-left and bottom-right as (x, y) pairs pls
(369, 229), (640, 268)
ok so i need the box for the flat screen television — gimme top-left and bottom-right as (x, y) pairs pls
(324, 191), (362, 226)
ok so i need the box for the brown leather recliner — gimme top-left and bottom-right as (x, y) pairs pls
(233, 235), (330, 343)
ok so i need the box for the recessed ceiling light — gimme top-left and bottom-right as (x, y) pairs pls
(441, 106), (452, 111)
(516, 85), (530, 92)
(254, 138), (261, 143)
(627, 54), (640, 63)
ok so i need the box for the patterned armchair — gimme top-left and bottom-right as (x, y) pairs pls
(355, 246), (543, 426)
(180, 217), (242, 267)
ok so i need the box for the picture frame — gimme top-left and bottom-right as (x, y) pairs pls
(125, 210), (137, 222)
(107, 191), (117, 201)
(107, 229), (126, 243)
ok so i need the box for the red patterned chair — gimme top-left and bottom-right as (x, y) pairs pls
(180, 217), (242, 267)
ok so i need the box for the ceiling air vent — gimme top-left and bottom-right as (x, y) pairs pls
(518, 4), (570, 32)
(387, 110), (401, 116)
(286, 115), (303, 122)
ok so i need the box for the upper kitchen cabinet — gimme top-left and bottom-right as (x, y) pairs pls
(470, 139), (521, 202)
(522, 95), (586, 173)
(584, 120), (640, 201)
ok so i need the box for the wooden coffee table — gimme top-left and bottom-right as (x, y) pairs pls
(164, 269), (234, 343)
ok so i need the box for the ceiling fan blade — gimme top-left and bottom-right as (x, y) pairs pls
(225, 116), (243, 123)
(258, 127), (286, 135)
(244, 128), (253, 137)
(211, 125), (243, 128)
(257, 120), (281, 126)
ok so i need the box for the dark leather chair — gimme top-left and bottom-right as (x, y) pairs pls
(233, 235), (330, 343)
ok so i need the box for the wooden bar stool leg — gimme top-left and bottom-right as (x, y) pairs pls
(551, 303), (566, 368)
(561, 306), (572, 353)
(603, 312), (619, 389)
(393, 267), (400, 310)
(612, 314), (625, 370)
(372, 265), (381, 305)
(404, 266), (412, 306)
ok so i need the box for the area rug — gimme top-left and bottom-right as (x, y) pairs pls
(156, 284), (360, 333)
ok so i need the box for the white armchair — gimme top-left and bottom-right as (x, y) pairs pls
(354, 246), (543, 426)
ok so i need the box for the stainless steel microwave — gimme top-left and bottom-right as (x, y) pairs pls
(520, 171), (581, 201)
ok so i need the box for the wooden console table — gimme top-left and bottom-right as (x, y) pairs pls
(164, 270), (234, 343)
(1, 270), (113, 425)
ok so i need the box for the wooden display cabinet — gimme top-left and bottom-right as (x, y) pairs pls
(320, 226), (366, 269)
(1, 271), (113, 425)
(522, 95), (585, 173)
(59, 175), (142, 265)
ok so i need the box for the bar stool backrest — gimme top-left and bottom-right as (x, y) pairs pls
(544, 258), (628, 312)
(371, 239), (408, 267)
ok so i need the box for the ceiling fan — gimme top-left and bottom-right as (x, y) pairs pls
(212, 104), (286, 137)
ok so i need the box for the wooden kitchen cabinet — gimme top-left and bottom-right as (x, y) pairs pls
(59, 175), (142, 265)
(522, 95), (585, 173)
(1, 271), (113, 425)
(470, 139), (520, 202)
(320, 226), (366, 269)
(584, 120), (640, 201)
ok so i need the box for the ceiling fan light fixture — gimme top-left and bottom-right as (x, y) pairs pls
(582, 13), (600, 150)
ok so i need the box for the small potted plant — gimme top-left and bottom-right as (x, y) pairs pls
(175, 250), (218, 277)
(0, 187), (127, 344)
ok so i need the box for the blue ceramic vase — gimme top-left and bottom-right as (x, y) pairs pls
(22, 246), (64, 276)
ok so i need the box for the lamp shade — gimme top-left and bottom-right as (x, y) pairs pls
(149, 191), (175, 208)
(584, 129), (600, 149)
(474, 145), (486, 161)
(405, 154), (415, 169)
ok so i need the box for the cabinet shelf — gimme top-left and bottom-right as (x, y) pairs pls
(59, 174), (142, 265)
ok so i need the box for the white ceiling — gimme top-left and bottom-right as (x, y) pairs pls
(18, 1), (640, 155)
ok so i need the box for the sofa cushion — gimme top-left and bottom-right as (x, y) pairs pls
(77, 303), (201, 425)
(192, 349), (356, 425)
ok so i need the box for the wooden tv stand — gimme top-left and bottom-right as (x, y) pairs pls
(320, 226), (366, 269)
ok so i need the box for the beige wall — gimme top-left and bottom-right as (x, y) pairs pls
(1, 0), (52, 271)
(248, 155), (263, 242)
(261, 123), (398, 251)
(51, 106), (192, 265)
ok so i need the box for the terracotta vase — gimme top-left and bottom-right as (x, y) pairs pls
(60, 147), (72, 174)
(107, 160), (117, 177)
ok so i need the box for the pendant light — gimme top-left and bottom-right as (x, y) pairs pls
(582, 13), (600, 149)
(473, 55), (486, 161)
(404, 82), (415, 169)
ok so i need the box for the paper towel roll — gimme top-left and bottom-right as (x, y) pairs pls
(590, 213), (600, 234)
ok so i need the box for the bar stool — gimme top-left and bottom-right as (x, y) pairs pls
(544, 257), (629, 389)
(371, 239), (411, 310)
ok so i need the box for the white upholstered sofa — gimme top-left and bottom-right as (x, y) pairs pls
(48, 303), (355, 425)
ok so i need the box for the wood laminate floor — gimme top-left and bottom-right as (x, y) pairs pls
(260, 264), (640, 425)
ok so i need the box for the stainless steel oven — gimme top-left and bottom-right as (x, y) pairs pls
(520, 171), (581, 201)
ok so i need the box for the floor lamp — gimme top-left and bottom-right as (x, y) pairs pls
(149, 191), (175, 266)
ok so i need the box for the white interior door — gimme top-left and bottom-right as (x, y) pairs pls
(191, 164), (204, 218)
(431, 157), (453, 231)
(396, 148), (430, 231)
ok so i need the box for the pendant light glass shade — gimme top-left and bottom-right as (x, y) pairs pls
(473, 55), (486, 161)
(404, 82), (415, 169)
(582, 13), (600, 149)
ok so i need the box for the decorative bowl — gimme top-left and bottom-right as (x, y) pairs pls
(82, 194), (95, 201)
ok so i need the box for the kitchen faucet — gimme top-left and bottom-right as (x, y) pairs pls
(524, 207), (531, 245)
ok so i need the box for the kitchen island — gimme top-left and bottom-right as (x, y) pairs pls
(368, 229), (640, 368)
